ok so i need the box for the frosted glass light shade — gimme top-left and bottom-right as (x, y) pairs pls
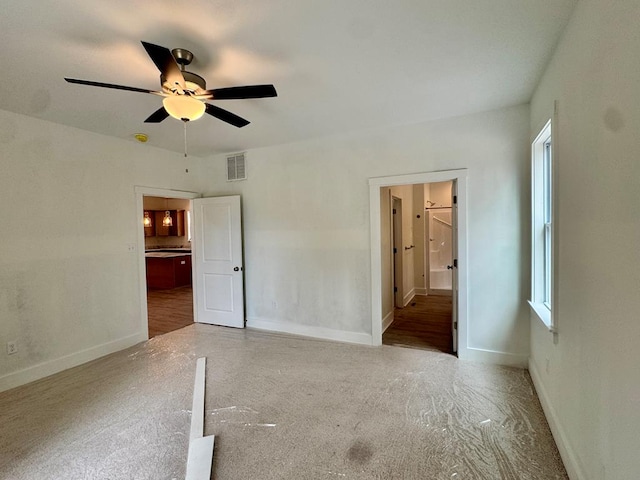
(162, 210), (173, 227)
(143, 212), (152, 227)
(163, 95), (206, 121)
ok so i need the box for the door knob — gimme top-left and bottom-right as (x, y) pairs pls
(447, 265), (453, 270)
(233, 266), (240, 272)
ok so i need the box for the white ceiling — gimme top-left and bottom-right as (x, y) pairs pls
(0, 0), (577, 157)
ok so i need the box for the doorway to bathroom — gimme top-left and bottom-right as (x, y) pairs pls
(383, 181), (454, 353)
(369, 169), (467, 356)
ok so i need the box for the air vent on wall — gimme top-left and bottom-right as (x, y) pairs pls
(226, 153), (247, 181)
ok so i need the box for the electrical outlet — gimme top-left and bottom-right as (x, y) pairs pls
(7, 341), (17, 355)
(127, 243), (136, 252)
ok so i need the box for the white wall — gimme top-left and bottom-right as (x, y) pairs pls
(427, 181), (452, 207)
(0, 109), (203, 391)
(412, 184), (426, 294)
(201, 104), (531, 361)
(529, 1), (640, 478)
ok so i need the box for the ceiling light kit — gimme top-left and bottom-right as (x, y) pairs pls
(65, 41), (278, 156)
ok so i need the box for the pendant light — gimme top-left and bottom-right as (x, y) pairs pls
(162, 198), (173, 227)
(143, 211), (152, 227)
(162, 210), (173, 227)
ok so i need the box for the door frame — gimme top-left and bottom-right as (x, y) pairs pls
(134, 186), (200, 339)
(369, 169), (468, 357)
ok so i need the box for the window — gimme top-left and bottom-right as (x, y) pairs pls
(530, 120), (554, 330)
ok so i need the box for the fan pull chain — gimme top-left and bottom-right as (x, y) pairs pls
(183, 120), (188, 158)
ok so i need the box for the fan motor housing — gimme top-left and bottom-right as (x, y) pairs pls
(161, 71), (206, 94)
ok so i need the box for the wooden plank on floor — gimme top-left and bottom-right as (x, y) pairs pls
(190, 357), (206, 441)
(185, 435), (215, 480)
(185, 357), (215, 480)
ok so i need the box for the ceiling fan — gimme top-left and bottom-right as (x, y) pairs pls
(65, 41), (277, 128)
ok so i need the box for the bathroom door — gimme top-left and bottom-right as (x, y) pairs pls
(451, 181), (458, 354)
(191, 195), (244, 328)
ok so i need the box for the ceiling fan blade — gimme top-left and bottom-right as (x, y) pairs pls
(205, 104), (250, 128)
(64, 78), (161, 95)
(206, 84), (277, 100)
(144, 107), (170, 123)
(141, 41), (185, 90)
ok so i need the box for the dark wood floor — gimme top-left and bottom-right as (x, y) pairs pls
(383, 294), (454, 354)
(147, 286), (194, 338)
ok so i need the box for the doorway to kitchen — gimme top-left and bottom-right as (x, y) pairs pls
(135, 187), (199, 339)
(143, 195), (193, 338)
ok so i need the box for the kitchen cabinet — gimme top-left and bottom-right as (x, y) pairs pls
(145, 253), (192, 289)
(153, 210), (185, 237)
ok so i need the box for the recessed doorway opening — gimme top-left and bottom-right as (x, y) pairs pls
(369, 170), (468, 358)
(142, 195), (194, 338)
(134, 187), (199, 340)
(383, 181), (455, 353)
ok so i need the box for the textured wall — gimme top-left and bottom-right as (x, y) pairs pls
(201, 104), (531, 358)
(529, 0), (640, 477)
(0, 109), (203, 390)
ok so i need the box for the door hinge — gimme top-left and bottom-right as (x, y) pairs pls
(453, 259), (458, 268)
(454, 321), (458, 330)
(393, 208), (396, 214)
(453, 195), (457, 204)
(394, 287), (398, 293)
(393, 247), (397, 254)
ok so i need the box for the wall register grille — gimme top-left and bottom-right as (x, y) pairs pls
(227, 153), (247, 181)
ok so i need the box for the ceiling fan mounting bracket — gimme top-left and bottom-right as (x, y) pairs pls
(172, 48), (194, 69)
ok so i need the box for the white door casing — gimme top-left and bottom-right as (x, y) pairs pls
(192, 196), (244, 328)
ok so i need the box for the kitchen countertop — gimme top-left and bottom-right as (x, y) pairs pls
(145, 252), (192, 259)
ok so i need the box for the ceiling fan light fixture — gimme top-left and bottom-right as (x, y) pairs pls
(163, 95), (206, 122)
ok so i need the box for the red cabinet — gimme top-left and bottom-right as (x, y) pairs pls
(145, 255), (192, 289)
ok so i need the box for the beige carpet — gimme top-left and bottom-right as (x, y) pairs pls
(0, 324), (567, 479)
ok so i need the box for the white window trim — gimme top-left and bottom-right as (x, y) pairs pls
(530, 118), (556, 333)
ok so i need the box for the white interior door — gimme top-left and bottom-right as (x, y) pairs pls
(451, 181), (459, 353)
(392, 197), (403, 308)
(192, 196), (244, 328)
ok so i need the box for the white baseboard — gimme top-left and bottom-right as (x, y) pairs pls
(415, 288), (427, 295)
(402, 288), (416, 307)
(0, 332), (147, 393)
(246, 317), (372, 346)
(529, 358), (586, 480)
(382, 310), (394, 333)
(459, 347), (528, 368)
